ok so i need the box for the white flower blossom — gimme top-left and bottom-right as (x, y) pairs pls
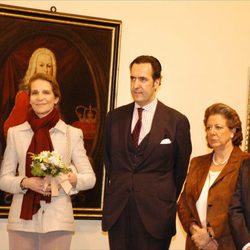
(40, 163), (47, 171)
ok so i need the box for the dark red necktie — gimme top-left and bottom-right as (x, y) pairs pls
(131, 108), (143, 147)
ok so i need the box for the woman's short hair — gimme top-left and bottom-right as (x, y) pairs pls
(204, 103), (243, 147)
(21, 48), (57, 89)
(28, 73), (61, 102)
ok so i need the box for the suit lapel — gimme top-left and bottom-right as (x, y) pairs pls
(119, 103), (134, 167)
(144, 102), (166, 155)
(136, 102), (169, 168)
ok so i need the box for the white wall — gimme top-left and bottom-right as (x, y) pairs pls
(1, 1), (250, 249)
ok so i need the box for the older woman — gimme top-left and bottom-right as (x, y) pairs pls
(0, 73), (96, 250)
(178, 103), (249, 250)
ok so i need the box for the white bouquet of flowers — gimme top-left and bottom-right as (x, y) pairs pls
(30, 150), (72, 196)
(30, 150), (71, 177)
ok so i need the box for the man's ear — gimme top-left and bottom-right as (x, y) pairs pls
(154, 79), (160, 89)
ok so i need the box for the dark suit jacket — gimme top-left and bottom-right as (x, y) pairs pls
(229, 158), (250, 250)
(102, 100), (192, 239)
(178, 147), (249, 250)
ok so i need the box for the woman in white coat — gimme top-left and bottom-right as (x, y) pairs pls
(0, 73), (96, 250)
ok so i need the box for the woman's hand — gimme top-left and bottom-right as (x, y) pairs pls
(22, 177), (51, 196)
(191, 225), (211, 249)
(67, 172), (77, 188)
(203, 238), (218, 250)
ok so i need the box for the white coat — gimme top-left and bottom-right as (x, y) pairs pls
(0, 119), (96, 233)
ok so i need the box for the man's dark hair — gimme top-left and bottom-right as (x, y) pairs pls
(130, 55), (162, 83)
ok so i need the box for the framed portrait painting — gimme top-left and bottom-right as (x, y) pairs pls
(0, 4), (121, 218)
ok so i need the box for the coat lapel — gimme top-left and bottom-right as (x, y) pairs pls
(193, 148), (245, 197)
(144, 102), (167, 156)
(119, 103), (134, 166)
(211, 147), (243, 188)
(196, 154), (212, 199)
(136, 102), (170, 168)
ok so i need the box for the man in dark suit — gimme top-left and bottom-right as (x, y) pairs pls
(229, 158), (250, 250)
(102, 55), (192, 250)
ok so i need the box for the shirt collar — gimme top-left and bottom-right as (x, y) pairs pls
(134, 98), (158, 113)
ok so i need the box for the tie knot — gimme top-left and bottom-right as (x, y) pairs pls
(137, 108), (143, 120)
